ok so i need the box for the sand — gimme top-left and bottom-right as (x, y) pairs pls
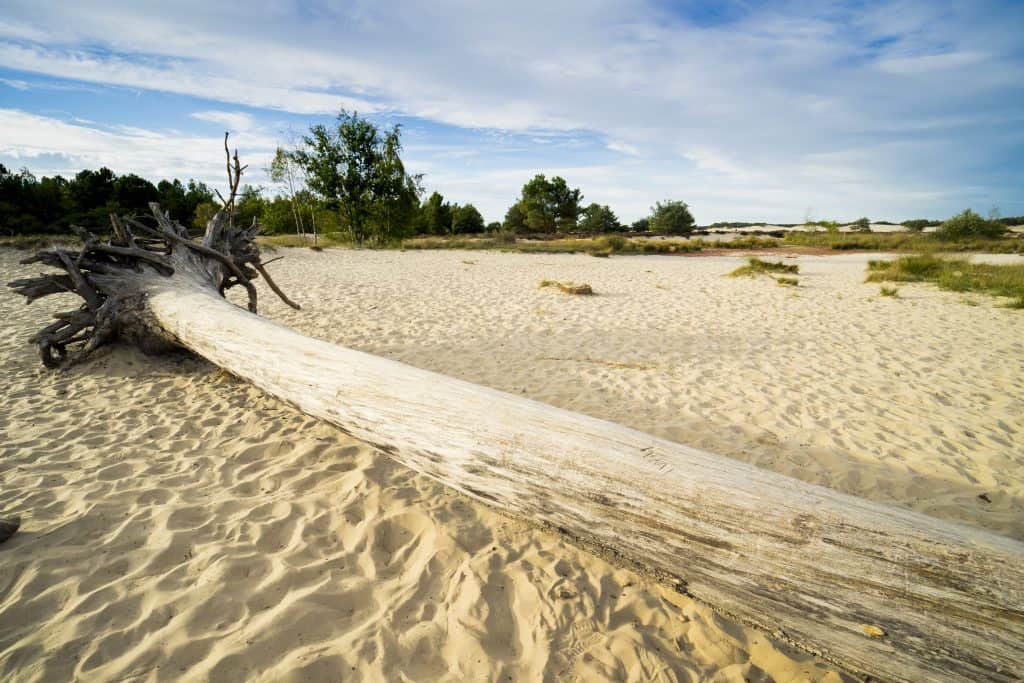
(1, 246), (1021, 682)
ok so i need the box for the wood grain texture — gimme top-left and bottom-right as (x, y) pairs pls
(145, 282), (1024, 682)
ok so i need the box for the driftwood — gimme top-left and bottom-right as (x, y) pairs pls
(7, 143), (1023, 682)
(0, 517), (19, 545)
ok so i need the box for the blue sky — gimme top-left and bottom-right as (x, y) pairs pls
(0, 0), (1021, 223)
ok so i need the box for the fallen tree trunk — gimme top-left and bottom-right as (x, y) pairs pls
(7, 153), (1022, 682)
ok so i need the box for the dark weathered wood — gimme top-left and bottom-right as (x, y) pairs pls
(0, 517), (19, 545)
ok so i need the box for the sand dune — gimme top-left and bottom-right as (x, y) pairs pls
(2, 247), (1021, 681)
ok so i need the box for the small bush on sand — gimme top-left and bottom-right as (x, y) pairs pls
(729, 257), (799, 277)
(775, 277), (799, 287)
(879, 286), (899, 297)
(937, 209), (1006, 239)
(539, 280), (595, 295)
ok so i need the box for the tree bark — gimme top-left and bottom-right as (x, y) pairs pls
(7, 203), (1023, 682)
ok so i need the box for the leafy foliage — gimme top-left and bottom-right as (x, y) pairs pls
(901, 218), (940, 232)
(649, 200), (695, 235)
(0, 163), (214, 235)
(852, 217), (871, 233)
(506, 174), (583, 233)
(579, 203), (624, 233)
(291, 110), (421, 245)
(937, 209), (1006, 239)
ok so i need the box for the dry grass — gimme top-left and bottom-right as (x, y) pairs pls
(866, 254), (1024, 308)
(775, 277), (799, 287)
(539, 279), (595, 295)
(729, 257), (799, 277)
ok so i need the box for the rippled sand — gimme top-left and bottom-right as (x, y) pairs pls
(2, 246), (1021, 681)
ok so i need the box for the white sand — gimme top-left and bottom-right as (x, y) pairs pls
(2, 246), (1021, 681)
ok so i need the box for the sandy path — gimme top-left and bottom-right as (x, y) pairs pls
(2, 246), (1021, 681)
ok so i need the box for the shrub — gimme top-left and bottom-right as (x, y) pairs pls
(729, 257), (799, 277)
(852, 217), (871, 233)
(601, 234), (628, 252)
(901, 219), (938, 232)
(879, 286), (899, 297)
(775, 277), (799, 287)
(937, 209), (1006, 239)
(649, 200), (696, 235)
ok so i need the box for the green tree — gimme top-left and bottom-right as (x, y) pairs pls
(257, 197), (298, 235)
(157, 179), (215, 224)
(452, 203), (485, 234)
(70, 167), (116, 220)
(630, 217), (650, 233)
(852, 217), (871, 233)
(292, 110), (419, 244)
(419, 191), (452, 235)
(369, 125), (422, 243)
(503, 202), (527, 233)
(649, 200), (695, 235)
(112, 174), (158, 213)
(514, 174), (582, 233)
(234, 185), (266, 228)
(192, 201), (220, 231)
(268, 146), (310, 241)
(579, 203), (622, 233)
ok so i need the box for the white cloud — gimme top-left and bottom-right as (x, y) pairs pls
(0, 0), (1021, 221)
(191, 110), (258, 133)
(0, 77), (29, 90)
(0, 108), (276, 192)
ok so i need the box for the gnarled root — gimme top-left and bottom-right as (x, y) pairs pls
(8, 144), (299, 370)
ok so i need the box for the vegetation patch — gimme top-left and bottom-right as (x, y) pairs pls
(879, 286), (899, 298)
(866, 254), (1024, 308)
(783, 230), (1022, 253)
(729, 257), (799, 277)
(539, 280), (595, 295)
(775, 277), (799, 287)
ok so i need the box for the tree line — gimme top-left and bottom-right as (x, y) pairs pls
(1, 109), (698, 241)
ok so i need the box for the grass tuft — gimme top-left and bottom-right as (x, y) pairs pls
(729, 257), (799, 277)
(539, 280), (595, 295)
(775, 277), (799, 287)
(879, 286), (899, 298)
(867, 254), (1024, 307)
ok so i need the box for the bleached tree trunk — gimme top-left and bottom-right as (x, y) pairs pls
(7, 152), (1023, 682)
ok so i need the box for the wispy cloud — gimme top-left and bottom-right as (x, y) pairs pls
(0, 109), (276, 191)
(0, 0), (1021, 221)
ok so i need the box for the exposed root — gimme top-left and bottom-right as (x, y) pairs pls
(7, 135), (299, 368)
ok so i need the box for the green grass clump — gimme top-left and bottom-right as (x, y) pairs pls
(879, 286), (899, 297)
(775, 277), (799, 287)
(867, 254), (1024, 307)
(729, 257), (799, 277)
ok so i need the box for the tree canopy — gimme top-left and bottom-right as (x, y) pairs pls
(579, 203), (623, 233)
(649, 200), (696, 235)
(291, 110), (421, 244)
(0, 163), (214, 235)
(505, 175), (582, 233)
